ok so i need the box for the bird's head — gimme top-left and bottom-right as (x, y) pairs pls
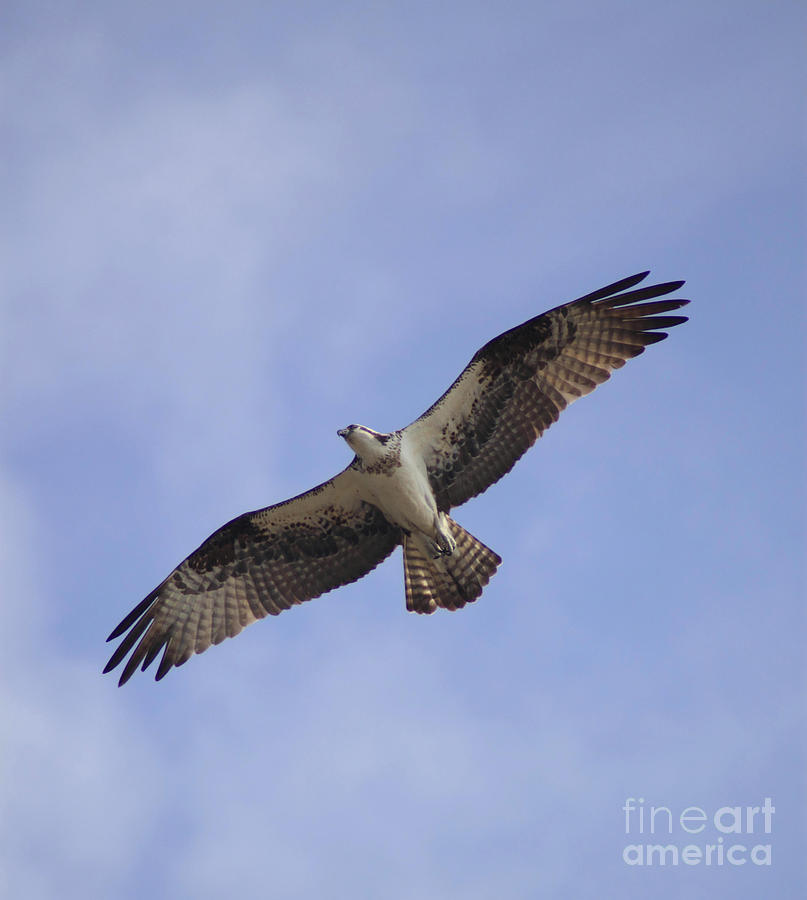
(337, 424), (392, 461)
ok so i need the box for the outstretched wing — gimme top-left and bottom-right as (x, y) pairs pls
(404, 272), (689, 511)
(104, 468), (400, 685)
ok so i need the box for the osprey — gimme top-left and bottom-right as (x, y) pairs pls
(105, 271), (688, 685)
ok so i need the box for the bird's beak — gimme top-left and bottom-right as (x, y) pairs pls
(337, 428), (348, 439)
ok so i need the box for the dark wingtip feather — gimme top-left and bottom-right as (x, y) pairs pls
(631, 315), (690, 330)
(140, 639), (168, 672)
(153, 638), (182, 681)
(118, 657), (140, 686)
(641, 332), (669, 345)
(106, 593), (156, 641)
(155, 658), (172, 681)
(577, 271), (650, 304)
(103, 620), (149, 674)
(595, 280), (687, 308)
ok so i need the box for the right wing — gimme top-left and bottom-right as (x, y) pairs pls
(404, 272), (688, 511)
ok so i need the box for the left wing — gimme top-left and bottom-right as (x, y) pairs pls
(404, 272), (689, 511)
(104, 468), (400, 685)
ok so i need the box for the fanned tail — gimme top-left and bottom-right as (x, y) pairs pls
(403, 517), (501, 613)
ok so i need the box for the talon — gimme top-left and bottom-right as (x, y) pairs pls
(438, 533), (457, 555)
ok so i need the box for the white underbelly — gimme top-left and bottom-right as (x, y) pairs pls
(363, 461), (437, 536)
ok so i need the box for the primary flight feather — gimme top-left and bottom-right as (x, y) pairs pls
(105, 271), (689, 685)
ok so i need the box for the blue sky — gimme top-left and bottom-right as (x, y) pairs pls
(1, 1), (804, 897)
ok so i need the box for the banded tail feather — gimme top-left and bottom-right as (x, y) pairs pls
(404, 517), (502, 613)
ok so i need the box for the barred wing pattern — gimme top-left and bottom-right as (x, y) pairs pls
(104, 469), (401, 685)
(405, 272), (689, 512)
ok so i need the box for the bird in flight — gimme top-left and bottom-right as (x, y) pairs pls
(105, 271), (688, 685)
